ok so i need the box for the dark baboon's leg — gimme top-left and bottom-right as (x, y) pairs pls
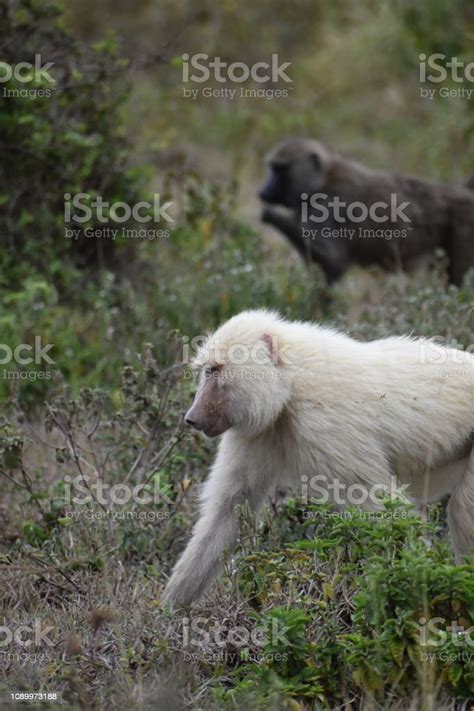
(262, 205), (348, 283)
(448, 200), (474, 286)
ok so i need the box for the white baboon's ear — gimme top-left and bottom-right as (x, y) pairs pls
(262, 333), (279, 364)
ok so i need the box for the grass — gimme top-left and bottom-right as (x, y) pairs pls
(2, 0), (474, 707)
(1, 240), (473, 707)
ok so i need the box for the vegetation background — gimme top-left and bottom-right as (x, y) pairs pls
(0, 0), (473, 708)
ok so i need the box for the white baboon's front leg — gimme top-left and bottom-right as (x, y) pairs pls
(162, 440), (273, 608)
(447, 446), (474, 563)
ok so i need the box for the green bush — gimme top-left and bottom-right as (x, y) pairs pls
(215, 500), (474, 708)
(0, 0), (147, 284)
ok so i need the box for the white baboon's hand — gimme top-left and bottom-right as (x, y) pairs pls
(163, 446), (273, 609)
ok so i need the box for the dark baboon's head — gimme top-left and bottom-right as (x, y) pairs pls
(465, 175), (474, 190)
(258, 138), (332, 208)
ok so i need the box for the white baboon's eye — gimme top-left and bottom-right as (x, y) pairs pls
(205, 364), (221, 377)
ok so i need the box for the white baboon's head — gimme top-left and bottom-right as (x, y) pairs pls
(184, 310), (293, 437)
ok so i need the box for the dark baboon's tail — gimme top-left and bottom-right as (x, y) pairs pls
(465, 175), (474, 190)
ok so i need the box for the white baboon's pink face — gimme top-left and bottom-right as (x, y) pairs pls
(184, 364), (232, 437)
(184, 332), (291, 438)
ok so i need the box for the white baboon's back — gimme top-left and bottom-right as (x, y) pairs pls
(163, 310), (474, 608)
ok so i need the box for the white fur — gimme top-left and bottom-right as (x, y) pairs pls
(163, 310), (474, 607)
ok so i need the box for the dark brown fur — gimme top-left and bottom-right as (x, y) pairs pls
(259, 138), (474, 285)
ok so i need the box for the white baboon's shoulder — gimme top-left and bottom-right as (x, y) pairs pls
(198, 309), (474, 387)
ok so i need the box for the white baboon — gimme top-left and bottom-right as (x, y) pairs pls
(163, 310), (474, 608)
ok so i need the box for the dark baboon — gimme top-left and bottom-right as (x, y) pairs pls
(259, 138), (474, 285)
(465, 175), (474, 191)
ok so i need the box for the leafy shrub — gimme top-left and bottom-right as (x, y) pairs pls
(214, 500), (474, 708)
(0, 0), (147, 283)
